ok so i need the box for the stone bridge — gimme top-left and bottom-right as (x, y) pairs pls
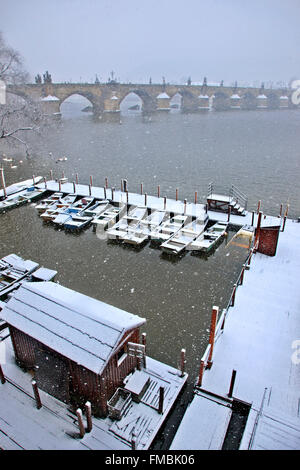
(7, 82), (294, 116)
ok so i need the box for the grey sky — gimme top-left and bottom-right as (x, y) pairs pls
(1, 0), (299, 85)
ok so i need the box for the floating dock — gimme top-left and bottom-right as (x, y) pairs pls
(171, 217), (300, 450)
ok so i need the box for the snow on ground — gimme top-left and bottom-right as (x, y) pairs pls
(171, 218), (300, 450)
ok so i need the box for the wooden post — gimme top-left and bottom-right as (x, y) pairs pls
(284, 204), (289, 218)
(50, 169), (53, 181)
(62, 171), (65, 180)
(205, 203), (208, 214)
(32, 380), (42, 409)
(207, 306), (219, 368)
(251, 211), (255, 226)
(142, 332), (147, 368)
(0, 364), (6, 384)
(75, 173), (79, 185)
(126, 190), (129, 204)
(228, 369), (237, 398)
(158, 386), (164, 414)
(157, 185), (160, 198)
(227, 205), (231, 222)
(197, 360), (205, 387)
(73, 181), (76, 193)
(120, 179), (123, 192)
(164, 196), (166, 209)
(85, 401), (93, 433)
(254, 211), (262, 247)
(32, 175), (35, 185)
(104, 187), (107, 199)
(257, 200), (261, 214)
(282, 216), (287, 232)
(184, 199), (187, 214)
(58, 180), (62, 192)
(279, 204), (283, 218)
(176, 188), (178, 201)
(140, 183), (143, 195)
(105, 177), (108, 189)
(44, 177), (47, 189)
(123, 179), (127, 192)
(144, 193), (147, 206)
(131, 432), (136, 450)
(90, 175), (93, 187)
(180, 349), (186, 377)
(194, 191), (197, 204)
(88, 184), (92, 196)
(231, 284), (237, 307)
(76, 409), (85, 438)
(111, 187), (115, 201)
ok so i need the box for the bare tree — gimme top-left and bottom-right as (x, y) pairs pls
(0, 32), (47, 155)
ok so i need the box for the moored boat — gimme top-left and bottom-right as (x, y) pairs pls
(161, 215), (209, 255)
(52, 196), (94, 226)
(0, 187), (47, 213)
(187, 221), (228, 252)
(150, 214), (190, 244)
(92, 203), (126, 231)
(106, 206), (147, 241)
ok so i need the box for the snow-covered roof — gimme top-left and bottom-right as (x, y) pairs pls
(257, 94), (267, 99)
(41, 95), (60, 101)
(230, 94), (241, 99)
(279, 95), (288, 100)
(1, 282), (146, 375)
(110, 95), (119, 100)
(157, 92), (170, 99)
(198, 94), (209, 99)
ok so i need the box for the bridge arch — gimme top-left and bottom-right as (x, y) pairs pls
(59, 93), (95, 117)
(175, 88), (198, 112)
(119, 92), (143, 113)
(119, 89), (156, 113)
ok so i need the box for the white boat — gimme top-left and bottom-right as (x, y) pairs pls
(188, 221), (228, 252)
(81, 200), (110, 218)
(0, 187), (47, 213)
(0, 176), (43, 200)
(35, 192), (64, 214)
(161, 216), (209, 255)
(40, 194), (77, 222)
(150, 214), (190, 243)
(122, 210), (168, 246)
(92, 203), (126, 231)
(53, 196), (94, 226)
(107, 206), (147, 241)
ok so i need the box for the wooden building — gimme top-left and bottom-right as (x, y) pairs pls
(1, 281), (146, 416)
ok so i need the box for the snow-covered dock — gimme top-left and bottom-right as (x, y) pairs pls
(0, 340), (187, 450)
(171, 218), (300, 450)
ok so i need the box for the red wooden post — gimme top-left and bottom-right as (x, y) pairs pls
(227, 205), (231, 222)
(32, 175), (35, 185)
(158, 386), (164, 414)
(194, 191), (197, 204)
(62, 171), (65, 180)
(197, 360), (205, 387)
(123, 179), (128, 192)
(184, 199), (187, 214)
(282, 216), (287, 232)
(104, 187), (107, 199)
(32, 380), (42, 409)
(180, 349), (186, 377)
(207, 306), (219, 368)
(231, 284), (237, 307)
(50, 169), (53, 181)
(105, 177), (108, 189)
(73, 181), (76, 193)
(76, 409), (85, 438)
(120, 179), (123, 192)
(157, 185), (160, 198)
(284, 204), (289, 218)
(0, 364), (6, 384)
(58, 180), (62, 192)
(254, 211), (262, 248)
(228, 369), (237, 398)
(75, 173), (79, 184)
(142, 332), (147, 368)
(90, 175), (93, 187)
(279, 204), (283, 218)
(176, 188), (178, 201)
(85, 401), (93, 433)
(140, 183), (143, 195)
(164, 196), (166, 209)
(111, 187), (115, 201)
(88, 184), (92, 196)
(257, 200), (261, 214)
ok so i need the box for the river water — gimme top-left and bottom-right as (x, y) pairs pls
(1, 102), (300, 383)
